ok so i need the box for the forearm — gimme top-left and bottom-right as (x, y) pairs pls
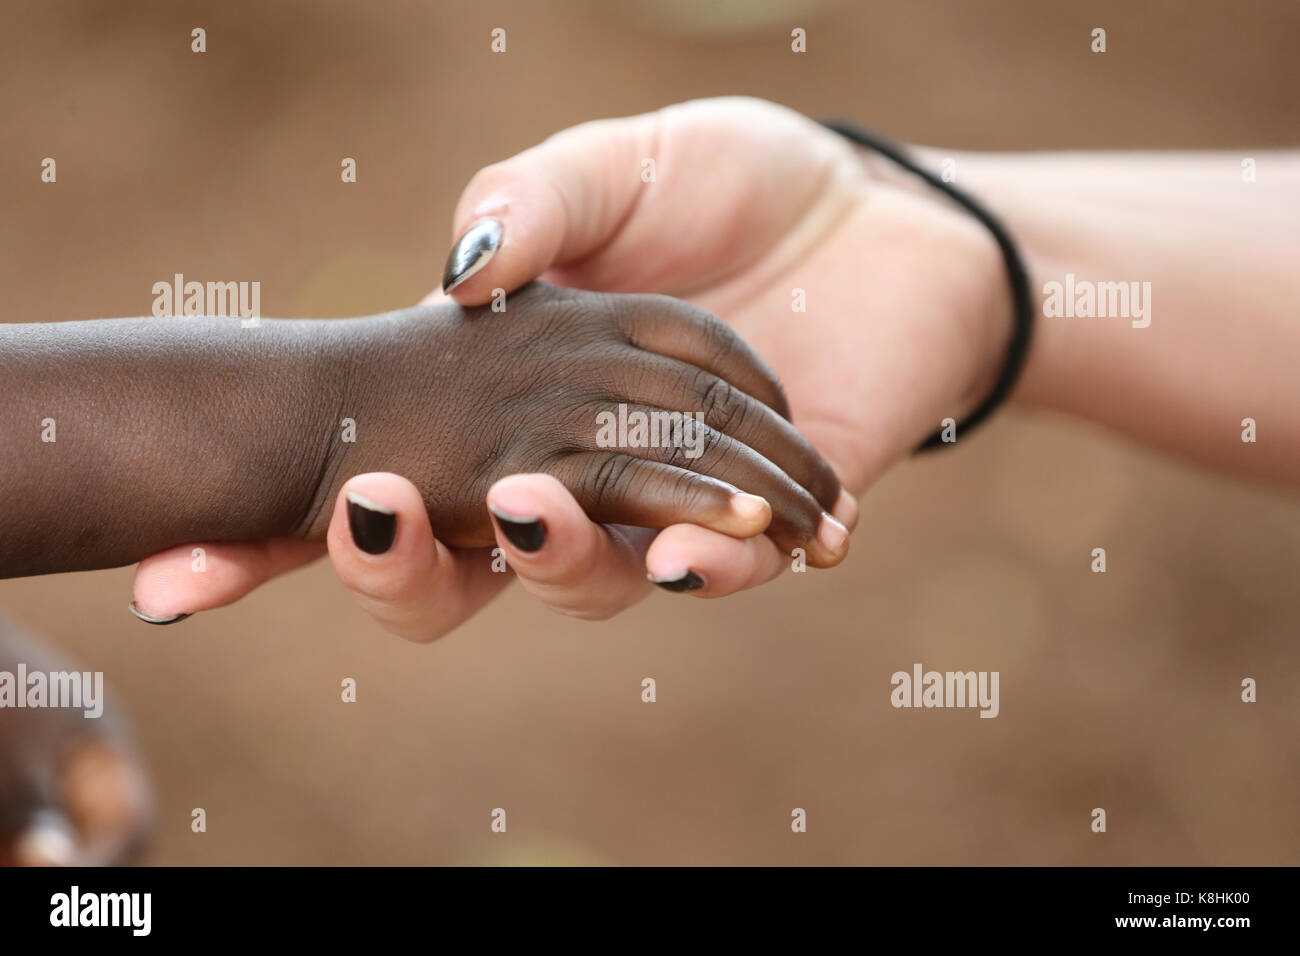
(0, 316), (358, 577)
(943, 148), (1300, 487)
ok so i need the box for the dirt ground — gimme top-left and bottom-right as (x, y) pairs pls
(1, 0), (1296, 864)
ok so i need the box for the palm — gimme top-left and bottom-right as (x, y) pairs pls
(546, 98), (996, 490)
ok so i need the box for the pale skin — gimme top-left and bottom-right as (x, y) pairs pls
(10, 98), (1297, 860)
(132, 96), (1300, 637)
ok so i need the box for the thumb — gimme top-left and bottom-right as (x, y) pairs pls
(131, 538), (324, 622)
(440, 111), (661, 304)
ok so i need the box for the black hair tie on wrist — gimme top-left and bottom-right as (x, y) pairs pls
(820, 119), (1034, 452)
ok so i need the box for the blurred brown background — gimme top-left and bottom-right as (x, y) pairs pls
(0, 0), (1296, 864)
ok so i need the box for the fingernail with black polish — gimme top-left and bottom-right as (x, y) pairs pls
(127, 601), (191, 625)
(649, 570), (706, 593)
(442, 218), (503, 293)
(488, 504), (546, 552)
(347, 492), (397, 555)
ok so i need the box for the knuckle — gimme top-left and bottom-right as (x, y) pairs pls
(672, 471), (718, 512)
(659, 421), (724, 471)
(587, 454), (633, 507)
(697, 373), (744, 434)
(698, 313), (738, 367)
(665, 298), (734, 360)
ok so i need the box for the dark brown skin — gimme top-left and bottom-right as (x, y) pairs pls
(0, 283), (841, 578)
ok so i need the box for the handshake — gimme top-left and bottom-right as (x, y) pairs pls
(7, 281), (851, 568)
(5, 97), (1049, 638)
(1, 280), (853, 600)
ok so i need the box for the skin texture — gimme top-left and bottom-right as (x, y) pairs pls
(26, 97), (1300, 850)
(142, 96), (1299, 636)
(0, 281), (848, 580)
(135, 98), (989, 627)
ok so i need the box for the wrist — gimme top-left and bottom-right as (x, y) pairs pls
(196, 318), (361, 543)
(0, 316), (359, 576)
(293, 304), (459, 541)
(847, 139), (1021, 439)
(871, 179), (1017, 435)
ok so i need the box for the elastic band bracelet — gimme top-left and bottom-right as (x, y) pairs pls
(820, 119), (1034, 452)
